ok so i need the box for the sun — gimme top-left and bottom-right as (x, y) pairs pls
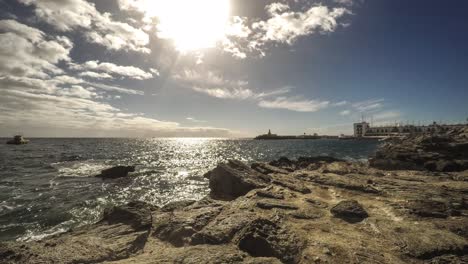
(146, 0), (231, 52)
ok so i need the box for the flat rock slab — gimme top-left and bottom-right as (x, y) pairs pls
(256, 200), (298, 210)
(255, 190), (285, 200)
(289, 208), (323, 220)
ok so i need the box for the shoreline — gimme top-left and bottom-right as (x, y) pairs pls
(1, 128), (467, 263)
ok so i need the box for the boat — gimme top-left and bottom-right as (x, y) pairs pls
(6, 135), (29, 145)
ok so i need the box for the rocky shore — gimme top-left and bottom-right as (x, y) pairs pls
(1, 129), (467, 263)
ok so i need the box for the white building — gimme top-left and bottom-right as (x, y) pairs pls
(353, 121), (466, 137)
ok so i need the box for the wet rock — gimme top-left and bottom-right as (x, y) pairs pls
(268, 156), (344, 171)
(256, 200), (298, 210)
(269, 157), (295, 169)
(369, 158), (422, 171)
(0, 202), (152, 264)
(331, 200), (368, 223)
(204, 160), (271, 199)
(295, 156), (344, 169)
(101, 201), (152, 230)
(96, 165), (136, 179)
(235, 218), (304, 264)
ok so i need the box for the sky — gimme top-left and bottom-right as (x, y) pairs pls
(0, 0), (467, 137)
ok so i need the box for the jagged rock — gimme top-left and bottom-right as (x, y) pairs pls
(0, 202), (152, 264)
(204, 160), (271, 199)
(251, 162), (289, 175)
(268, 156), (344, 171)
(96, 165), (136, 179)
(269, 157), (295, 169)
(161, 200), (196, 212)
(295, 156), (344, 169)
(256, 200), (298, 210)
(101, 201), (152, 230)
(190, 211), (260, 245)
(234, 218), (304, 264)
(255, 190), (284, 200)
(152, 206), (222, 246)
(271, 176), (311, 194)
(370, 128), (468, 172)
(331, 200), (368, 223)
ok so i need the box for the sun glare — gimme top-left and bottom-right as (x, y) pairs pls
(147, 0), (231, 52)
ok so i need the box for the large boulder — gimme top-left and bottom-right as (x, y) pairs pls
(204, 160), (271, 199)
(96, 165), (135, 179)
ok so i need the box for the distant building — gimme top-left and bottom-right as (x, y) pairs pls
(353, 121), (467, 137)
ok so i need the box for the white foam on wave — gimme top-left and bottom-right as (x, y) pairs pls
(52, 160), (110, 177)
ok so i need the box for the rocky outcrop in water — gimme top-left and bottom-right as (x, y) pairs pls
(96, 165), (136, 179)
(1, 136), (468, 263)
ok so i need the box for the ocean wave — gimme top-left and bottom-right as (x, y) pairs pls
(51, 160), (111, 177)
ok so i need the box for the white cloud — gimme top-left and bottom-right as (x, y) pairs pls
(173, 69), (254, 99)
(340, 110), (351, 116)
(79, 71), (113, 79)
(352, 98), (385, 112)
(18, 0), (150, 53)
(0, 19), (230, 137)
(258, 97), (329, 112)
(70, 61), (154, 80)
(253, 4), (349, 45)
(186, 117), (207, 123)
(220, 3), (351, 58)
(0, 19), (72, 78)
(0, 88), (231, 137)
(174, 69), (329, 113)
(334, 0), (355, 7)
(333, 101), (348, 106)
(56, 85), (98, 99)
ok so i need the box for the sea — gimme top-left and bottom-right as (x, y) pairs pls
(0, 138), (380, 242)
